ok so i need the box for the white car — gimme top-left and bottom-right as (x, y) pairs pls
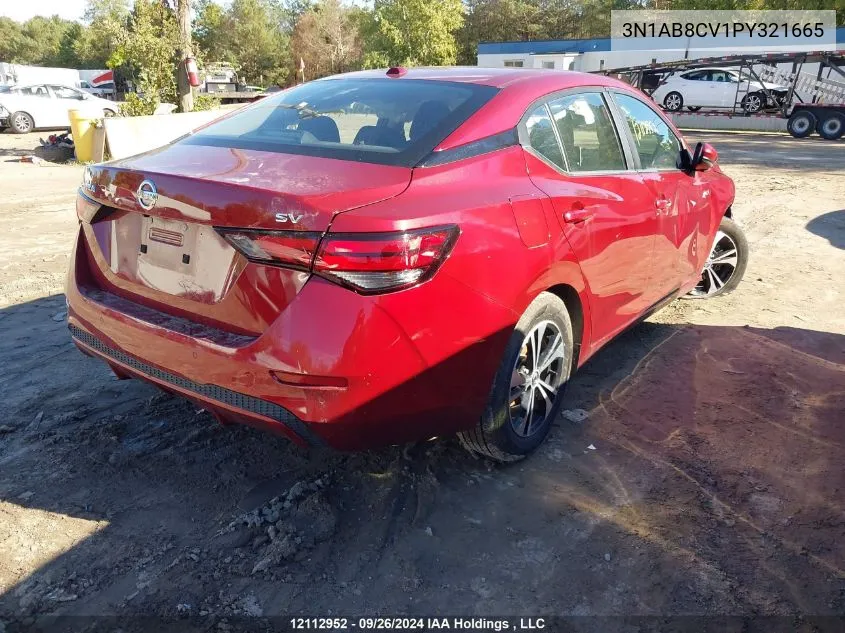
(0, 84), (118, 133)
(651, 67), (789, 114)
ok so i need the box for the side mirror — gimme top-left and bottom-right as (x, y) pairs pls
(694, 142), (718, 171)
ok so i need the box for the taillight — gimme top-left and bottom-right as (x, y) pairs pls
(216, 225), (459, 294)
(218, 230), (321, 272)
(314, 226), (459, 293)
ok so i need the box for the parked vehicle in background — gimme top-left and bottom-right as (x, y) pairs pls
(67, 67), (747, 462)
(80, 80), (116, 99)
(0, 62), (81, 88)
(652, 67), (789, 113)
(199, 63), (266, 104)
(0, 84), (117, 133)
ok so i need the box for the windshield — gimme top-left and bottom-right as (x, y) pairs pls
(182, 78), (499, 167)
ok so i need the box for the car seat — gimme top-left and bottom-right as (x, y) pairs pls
(298, 116), (340, 143)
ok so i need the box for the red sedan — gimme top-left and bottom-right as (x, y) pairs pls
(66, 67), (748, 461)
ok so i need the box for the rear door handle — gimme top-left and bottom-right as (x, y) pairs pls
(563, 207), (593, 224)
(655, 196), (671, 214)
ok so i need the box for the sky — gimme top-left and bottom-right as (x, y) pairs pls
(0, 0), (232, 23)
(1, 0), (90, 22)
(0, 0), (85, 22)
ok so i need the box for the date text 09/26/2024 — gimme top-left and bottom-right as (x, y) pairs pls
(289, 618), (547, 631)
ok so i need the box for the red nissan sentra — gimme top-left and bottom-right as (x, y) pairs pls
(66, 67), (747, 461)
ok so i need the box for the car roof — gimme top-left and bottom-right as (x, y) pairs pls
(331, 66), (627, 90)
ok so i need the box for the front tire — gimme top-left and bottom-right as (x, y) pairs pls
(686, 217), (748, 299)
(10, 111), (34, 134)
(663, 92), (683, 112)
(458, 292), (574, 462)
(741, 92), (765, 114)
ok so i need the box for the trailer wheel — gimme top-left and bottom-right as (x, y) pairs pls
(663, 92), (683, 112)
(817, 113), (844, 141)
(787, 110), (816, 138)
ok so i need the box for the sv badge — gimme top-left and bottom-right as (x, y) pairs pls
(275, 213), (305, 224)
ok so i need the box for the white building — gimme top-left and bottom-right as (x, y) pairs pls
(477, 27), (845, 74)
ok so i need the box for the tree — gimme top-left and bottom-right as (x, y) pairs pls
(75, 0), (130, 68)
(194, 0), (231, 62)
(175, 0), (194, 112)
(363, 0), (464, 67)
(223, 0), (292, 85)
(292, 0), (362, 79)
(109, 0), (180, 113)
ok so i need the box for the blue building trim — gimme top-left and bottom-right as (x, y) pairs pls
(478, 26), (845, 55)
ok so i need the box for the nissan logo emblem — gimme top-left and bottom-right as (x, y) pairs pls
(136, 180), (158, 210)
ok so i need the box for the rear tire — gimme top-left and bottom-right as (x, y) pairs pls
(787, 110), (816, 138)
(686, 106), (702, 112)
(817, 112), (844, 141)
(458, 292), (574, 462)
(9, 111), (34, 134)
(663, 92), (683, 112)
(686, 217), (748, 299)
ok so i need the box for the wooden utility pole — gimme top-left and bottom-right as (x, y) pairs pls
(176, 0), (194, 113)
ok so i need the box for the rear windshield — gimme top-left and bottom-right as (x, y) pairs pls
(182, 78), (498, 167)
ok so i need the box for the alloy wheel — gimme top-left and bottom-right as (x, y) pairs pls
(509, 320), (565, 438)
(690, 230), (739, 297)
(664, 93), (682, 111)
(13, 113), (31, 132)
(743, 94), (763, 113)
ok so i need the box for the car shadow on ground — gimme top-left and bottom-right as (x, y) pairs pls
(1, 294), (844, 627)
(806, 210), (845, 250)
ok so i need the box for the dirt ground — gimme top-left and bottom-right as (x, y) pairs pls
(0, 129), (843, 630)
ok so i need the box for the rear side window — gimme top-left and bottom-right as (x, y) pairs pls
(183, 78), (498, 167)
(525, 104), (565, 169)
(613, 93), (681, 170)
(547, 93), (626, 172)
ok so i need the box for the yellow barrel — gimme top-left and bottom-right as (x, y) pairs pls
(68, 109), (98, 162)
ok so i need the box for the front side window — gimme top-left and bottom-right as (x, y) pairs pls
(524, 104), (565, 169)
(183, 78), (497, 167)
(682, 70), (710, 81)
(547, 93), (626, 172)
(613, 93), (682, 170)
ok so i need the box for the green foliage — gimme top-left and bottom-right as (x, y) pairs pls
(192, 93), (220, 111)
(291, 0), (363, 79)
(118, 91), (160, 116)
(0, 15), (83, 66)
(362, 0), (465, 67)
(75, 0), (130, 68)
(193, 0), (292, 86)
(109, 0), (180, 110)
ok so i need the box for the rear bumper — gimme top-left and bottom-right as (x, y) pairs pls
(66, 226), (513, 450)
(69, 324), (320, 446)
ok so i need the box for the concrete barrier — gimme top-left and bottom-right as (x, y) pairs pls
(103, 107), (241, 160)
(669, 112), (788, 133)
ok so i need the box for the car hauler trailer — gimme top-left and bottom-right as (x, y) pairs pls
(596, 50), (845, 141)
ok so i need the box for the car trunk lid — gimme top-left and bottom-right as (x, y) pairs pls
(80, 144), (411, 334)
